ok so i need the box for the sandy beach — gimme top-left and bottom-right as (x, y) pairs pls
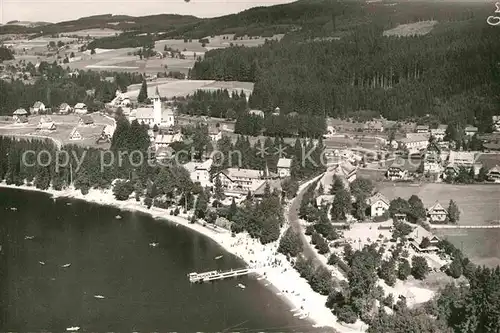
(0, 180), (359, 331)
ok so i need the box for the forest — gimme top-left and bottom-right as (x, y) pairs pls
(0, 63), (143, 115)
(190, 18), (500, 124)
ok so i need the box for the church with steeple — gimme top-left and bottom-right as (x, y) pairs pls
(128, 87), (175, 128)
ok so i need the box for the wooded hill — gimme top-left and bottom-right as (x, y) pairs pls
(190, 15), (500, 124)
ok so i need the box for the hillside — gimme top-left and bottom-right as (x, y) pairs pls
(190, 4), (500, 127)
(2, 0), (492, 40)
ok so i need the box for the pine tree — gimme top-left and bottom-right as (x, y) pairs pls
(329, 175), (344, 194)
(448, 200), (460, 223)
(137, 79), (148, 103)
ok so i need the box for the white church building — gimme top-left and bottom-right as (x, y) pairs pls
(128, 90), (175, 128)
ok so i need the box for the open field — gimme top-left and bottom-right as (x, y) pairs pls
(383, 20), (438, 37)
(125, 79), (254, 100)
(0, 114), (113, 149)
(377, 183), (500, 267)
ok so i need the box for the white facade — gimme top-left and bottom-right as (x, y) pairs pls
(398, 134), (429, 154)
(131, 95), (175, 128)
(430, 128), (446, 141)
(32, 101), (45, 114)
(214, 168), (264, 194)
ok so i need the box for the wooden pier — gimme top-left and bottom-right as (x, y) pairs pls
(188, 268), (255, 283)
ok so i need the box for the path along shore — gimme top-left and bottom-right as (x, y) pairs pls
(0, 180), (360, 332)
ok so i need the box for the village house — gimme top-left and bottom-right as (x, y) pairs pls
(277, 158), (292, 178)
(96, 125), (115, 143)
(248, 109), (265, 118)
(423, 143), (443, 174)
(366, 192), (390, 217)
(129, 92), (175, 128)
(12, 108), (28, 122)
(487, 165), (500, 182)
(212, 168), (274, 197)
(69, 127), (82, 140)
(39, 116), (52, 125)
(208, 128), (222, 142)
(364, 120), (384, 132)
(465, 125), (478, 137)
(398, 134), (429, 154)
(79, 115), (94, 126)
(184, 159), (213, 188)
(31, 101), (46, 114)
(386, 158), (421, 180)
(271, 107), (281, 116)
(408, 226), (441, 253)
(446, 151), (476, 171)
(74, 103), (88, 114)
(415, 125), (430, 134)
(493, 116), (500, 132)
(155, 146), (175, 161)
(427, 201), (448, 223)
(109, 91), (131, 108)
(253, 179), (283, 200)
(59, 103), (72, 114)
(36, 121), (56, 131)
(430, 125), (447, 141)
(316, 194), (335, 207)
(154, 133), (183, 150)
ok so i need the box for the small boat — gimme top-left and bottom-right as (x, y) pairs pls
(61, 263), (71, 268)
(66, 203), (72, 206)
(257, 276), (265, 281)
(149, 242), (159, 247)
(10, 207), (17, 211)
(299, 313), (309, 320)
(115, 215), (122, 220)
(25, 236), (35, 240)
(39, 261), (45, 265)
(66, 327), (80, 331)
(237, 283), (246, 289)
(94, 295), (105, 299)
(293, 312), (302, 317)
(214, 255), (223, 260)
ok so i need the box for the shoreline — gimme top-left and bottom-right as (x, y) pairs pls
(0, 181), (350, 332)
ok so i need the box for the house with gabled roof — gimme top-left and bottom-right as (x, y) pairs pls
(74, 103), (88, 114)
(366, 192), (390, 217)
(465, 125), (478, 137)
(277, 158), (292, 178)
(415, 125), (430, 134)
(13, 108), (28, 122)
(69, 127), (82, 140)
(427, 201), (448, 223)
(31, 101), (46, 114)
(408, 226), (441, 253)
(59, 103), (72, 114)
(79, 114), (94, 126)
(248, 109), (264, 118)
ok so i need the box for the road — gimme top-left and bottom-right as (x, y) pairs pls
(286, 174), (330, 271)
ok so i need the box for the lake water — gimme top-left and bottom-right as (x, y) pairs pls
(378, 183), (500, 267)
(0, 188), (319, 332)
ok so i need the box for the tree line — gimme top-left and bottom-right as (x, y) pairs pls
(190, 19), (500, 124)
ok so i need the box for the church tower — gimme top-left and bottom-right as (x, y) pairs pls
(153, 87), (162, 126)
